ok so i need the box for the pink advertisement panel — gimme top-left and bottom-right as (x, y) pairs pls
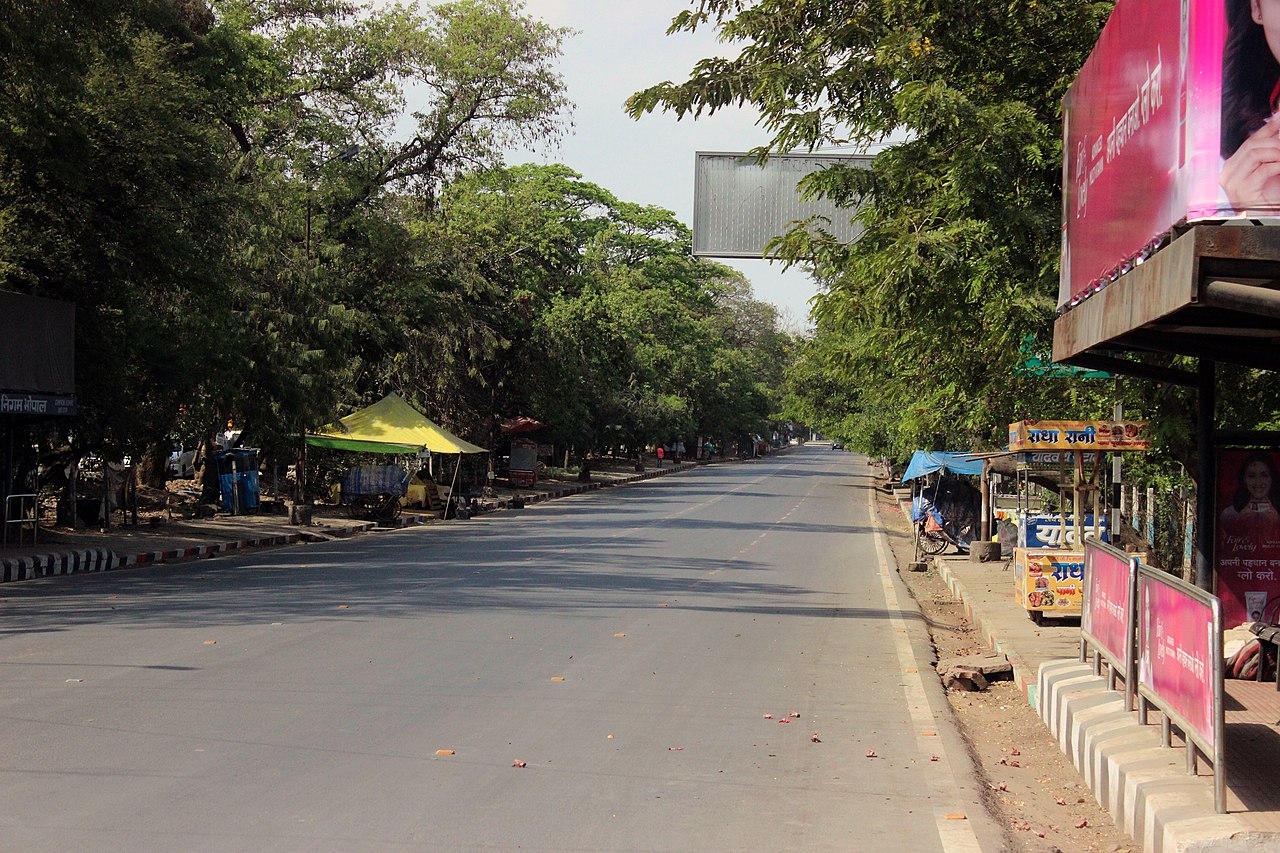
(1060, 0), (1280, 307)
(1083, 541), (1133, 666)
(1215, 448), (1280, 626)
(1139, 574), (1215, 747)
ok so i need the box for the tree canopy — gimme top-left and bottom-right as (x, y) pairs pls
(626, 0), (1272, 483)
(0, 0), (795, 493)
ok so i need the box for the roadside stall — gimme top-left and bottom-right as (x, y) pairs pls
(900, 451), (984, 558)
(1008, 420), (1149, 623)
(305, 393), (487, 519)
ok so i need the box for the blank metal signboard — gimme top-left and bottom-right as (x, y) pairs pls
(692, 152), (870, 258)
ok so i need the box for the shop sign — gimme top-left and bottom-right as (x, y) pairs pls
(1008, 420), (1150, 452)
(1017, 550), (1085, 611)
(1019, 513), (1109, 549)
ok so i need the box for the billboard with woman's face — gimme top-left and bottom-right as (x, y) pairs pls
(1060, 0), (1280, 309)
(1216, 448), (1280, 626)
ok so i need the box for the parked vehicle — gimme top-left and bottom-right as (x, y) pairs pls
(167, 444), (196, 478)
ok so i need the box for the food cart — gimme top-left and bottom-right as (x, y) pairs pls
(1008, 420), (1149, 623)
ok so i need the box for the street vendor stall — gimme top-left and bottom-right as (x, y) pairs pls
(305, 393), (487, 518)
(1008, 420), (1149, 623)
(901, 451), (984, 558)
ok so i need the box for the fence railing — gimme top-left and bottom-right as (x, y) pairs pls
(1136, 564), (1225, 814)
(1079, 540), (1225, 814)
(2, 493), (38, 548)
(1079, 540), (1138, 710)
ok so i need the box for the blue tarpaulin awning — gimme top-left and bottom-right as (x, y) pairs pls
(900, 450), (985, 483)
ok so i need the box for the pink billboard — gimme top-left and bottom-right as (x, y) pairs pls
(1060, 0), (1280, 307)
(1139, 573), (1216, 748)
(1082, 540), (1134, 667)
(1215, 448), (1280, 627)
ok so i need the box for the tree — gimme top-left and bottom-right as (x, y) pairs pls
(0, 0), (246, 473)
(627, 0), (1117, 456)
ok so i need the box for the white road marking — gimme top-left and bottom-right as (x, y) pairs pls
(866, 482), (985, 853)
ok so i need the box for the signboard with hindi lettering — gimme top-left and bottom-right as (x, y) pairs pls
(1059, 0), (1275, 310)
(1138, 566), (1219, 750)
(1008, 420), (1150, 452)
(1014, 549), (1086, 615)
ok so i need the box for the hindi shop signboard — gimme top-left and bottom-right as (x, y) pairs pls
(1060, 0), (1280, 309)
(1215, 448), (1280, 626)
(1015, 549), (1086, 613)
(1138, 569), (1218, 750)
(1082, 540), (1136, 669)
(1008, 420), (1151, 452)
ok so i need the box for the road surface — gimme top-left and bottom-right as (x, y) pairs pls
(0, 446), (1001, 851)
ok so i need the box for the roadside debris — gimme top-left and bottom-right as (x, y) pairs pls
(512, 759), (526, 768)
(936, 653), (1013, 692)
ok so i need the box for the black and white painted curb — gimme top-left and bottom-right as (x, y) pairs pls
(0, 459), (742, 583)
(0, 526), (379, 584)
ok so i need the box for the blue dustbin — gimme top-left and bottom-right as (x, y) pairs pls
(211, 448), (260, 514)
(211, 451), (236, 513)
(231, 449), (260, 512)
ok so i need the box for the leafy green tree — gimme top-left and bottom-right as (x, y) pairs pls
(627, 0), (1117, 457)
(0, 0), (245, 476)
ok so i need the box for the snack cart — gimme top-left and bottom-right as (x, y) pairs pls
(1008, 420), (1149, 623)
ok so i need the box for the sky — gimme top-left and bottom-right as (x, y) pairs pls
(495, 1), (820, 330)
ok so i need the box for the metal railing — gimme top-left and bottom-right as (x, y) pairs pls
(1135, 564), (1226, 814)
(3, 493), (38, 547)
(1078, 541), (1226, 814)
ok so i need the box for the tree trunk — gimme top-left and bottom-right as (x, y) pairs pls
(199, 435), (221, 503)
(136, 442), (168, 489)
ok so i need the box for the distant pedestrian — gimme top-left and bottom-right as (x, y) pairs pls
(657, 446), (664, 467)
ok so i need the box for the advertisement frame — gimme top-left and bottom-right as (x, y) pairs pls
(1136, 564), (1225, 813)
(1080, 539), (1138, 710)
(1214, 446), (1280, 628)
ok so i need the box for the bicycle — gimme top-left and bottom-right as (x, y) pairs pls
(915, 512), (951, 557)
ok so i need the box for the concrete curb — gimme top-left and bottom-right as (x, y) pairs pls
(0, 523), (379, 583)
(1037, 661), (1268, 852)
(0, 458), (723, 582)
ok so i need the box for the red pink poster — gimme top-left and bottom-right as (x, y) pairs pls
(1215, 448), (1280, 626)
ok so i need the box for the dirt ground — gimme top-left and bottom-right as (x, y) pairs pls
(872, 485), (1137, 853)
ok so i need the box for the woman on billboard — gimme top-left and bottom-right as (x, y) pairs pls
(1221, 0), (1280, 209)
(1220, 451), (1280, 546)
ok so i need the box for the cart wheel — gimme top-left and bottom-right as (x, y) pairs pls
(378, 496), (401, 521)
(346, 498), (367, 520)
(918, 528), (949, 556)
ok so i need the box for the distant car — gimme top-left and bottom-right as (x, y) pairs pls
(831, 442), (844, 451)
(167, 444), (196, 478)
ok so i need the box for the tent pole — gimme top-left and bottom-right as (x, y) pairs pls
(448, 452), (462, 515)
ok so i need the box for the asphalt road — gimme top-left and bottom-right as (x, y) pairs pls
(0, 446), (1002, 851)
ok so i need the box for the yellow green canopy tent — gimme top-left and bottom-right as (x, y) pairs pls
(305, 393), (487, 455)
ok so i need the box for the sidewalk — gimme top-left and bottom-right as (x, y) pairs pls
(928, 549), (1280, 851)
(0, 455), (720, 584)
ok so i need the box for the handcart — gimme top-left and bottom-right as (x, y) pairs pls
(1008, 421), (1149, 622)
(340, 464), (408, 521)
